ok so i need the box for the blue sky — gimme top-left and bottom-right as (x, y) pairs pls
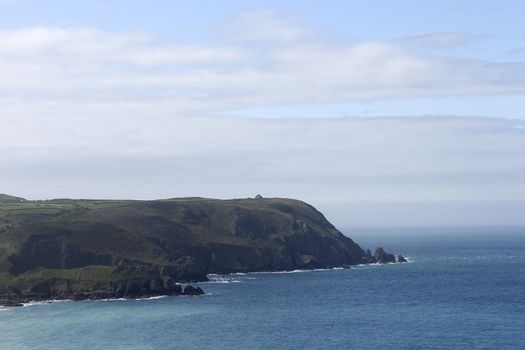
(1, 0), (524, 118)
(1, 1), (522, 41)
(1, 1), (524, 226)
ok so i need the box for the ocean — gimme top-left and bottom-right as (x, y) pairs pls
(1, 227), (524, 349)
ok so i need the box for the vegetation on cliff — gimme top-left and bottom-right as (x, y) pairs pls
(0, 195), (403, 305)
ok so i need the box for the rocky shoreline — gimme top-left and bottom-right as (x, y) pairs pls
(0, 281), (205, 308)
(1, 247), (406, 308)
(0, 196), (409, 308)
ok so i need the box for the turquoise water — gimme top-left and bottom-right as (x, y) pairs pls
(1, 227), (524, 349)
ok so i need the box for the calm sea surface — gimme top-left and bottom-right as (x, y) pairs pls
(1, 227), (524, 349)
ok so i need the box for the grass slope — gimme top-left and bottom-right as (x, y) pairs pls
(0, 194), (27, 204)
(0, 196), (367, 298)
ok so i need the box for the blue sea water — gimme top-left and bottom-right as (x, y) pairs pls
(1, 227), (524, 350)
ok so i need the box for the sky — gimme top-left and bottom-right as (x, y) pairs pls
(1, 0), (525, 227)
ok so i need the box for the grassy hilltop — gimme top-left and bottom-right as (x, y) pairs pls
(0, 195), (377, 303)
(0, 194), (26, 204)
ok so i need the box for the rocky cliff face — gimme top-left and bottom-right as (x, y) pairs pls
(0, 197), (403, 305)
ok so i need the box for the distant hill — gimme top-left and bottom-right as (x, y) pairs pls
(0, 194), (26, 204)
(0, 196), (402, 305)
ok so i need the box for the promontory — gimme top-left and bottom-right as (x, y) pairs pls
(0, 195), (405, 306)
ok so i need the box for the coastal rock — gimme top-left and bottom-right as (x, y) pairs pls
(72, 292), (88, 301)
(124, 281), (141, 298)
(29, 281), (52, 297)
(374, 247), (396, 264)
(164, 277), (183, 295)
(0, 300), (24, 307)
(150, 278), (167, 294)
(297, 255), (324, 269)
(397, 255), (408, 263)
(182, 285), (204, 296)
(114, 283), (126, 298)
(173, 256), (208, 282)
(4, 286), (21, 299)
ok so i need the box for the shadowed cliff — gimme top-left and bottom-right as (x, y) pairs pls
(0, 196), (400, 305)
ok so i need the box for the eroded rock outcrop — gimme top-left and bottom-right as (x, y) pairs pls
(397, 255), (408, 263)
(373, 247), (397, 263)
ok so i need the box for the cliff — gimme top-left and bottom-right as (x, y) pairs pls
(0, 196), (402, 306)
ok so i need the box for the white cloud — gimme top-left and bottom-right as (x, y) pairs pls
(1, 11), (525, 225)
(0, 27), (245, 64)
(0, 13), (524, 118)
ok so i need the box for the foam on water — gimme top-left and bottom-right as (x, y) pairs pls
(134, 295), (168, 301)
(21, 299), (72, 307)
(206, 275), (242, 283)
(206, 268), (343, 282)
(235, 266), (347, 276)
(208, 264), (402, 278)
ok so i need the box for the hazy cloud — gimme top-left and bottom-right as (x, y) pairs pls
(222, 10), (314, 45)
(2, 116), (524, 203)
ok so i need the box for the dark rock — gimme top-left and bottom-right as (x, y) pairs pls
(397, 255), (408, 263)
(182, 285), (204, 296)
(88, 291), (112, 300)
(4, 286), (21, 299)
(150, 278), (167, 294)
(124, 281), (141, 297)
(0, 300), (24, 307)
(160, 265), (178, 278)
(165, 277), (183, 295)
(374, 247), (396, 264)
(29, 281), (52, 297)
(297, 255), (324, 269)
(72, 292), (87, 301)
(141, 279), (152, 293)
(114, 283), (126, 298)
(174, 256), (207, 282)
